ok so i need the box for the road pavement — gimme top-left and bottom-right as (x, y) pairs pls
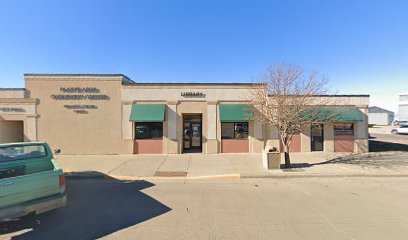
(2, 177), (408, 240)
(370, 133), (408, 145)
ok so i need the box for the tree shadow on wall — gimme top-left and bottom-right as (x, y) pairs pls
(0, 173), (171, 240)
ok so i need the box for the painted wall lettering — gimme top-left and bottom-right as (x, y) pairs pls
(51, 87), (110, 114)
(0, 107), (26, 113)
(181, 92), (206, 98)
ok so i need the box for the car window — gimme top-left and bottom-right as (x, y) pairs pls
(0, 145), (47, 162)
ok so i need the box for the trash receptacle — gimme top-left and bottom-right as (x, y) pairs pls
(262, 146), (281, 170)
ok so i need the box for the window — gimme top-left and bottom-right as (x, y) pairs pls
(221, 122), (248, 139)
(0, 144), (47, 162)
(135, 122), (163, 139)
(334, 123), (354, 136)
(399, 95), (408, 101)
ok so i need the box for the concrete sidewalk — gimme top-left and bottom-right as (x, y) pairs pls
(56, 151), (408, 180)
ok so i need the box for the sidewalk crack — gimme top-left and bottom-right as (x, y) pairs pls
(184, 155), (192, 184)
(154, 154), (169, 175)
(226, 157), (243, 184)
(107, 158), (133, 175)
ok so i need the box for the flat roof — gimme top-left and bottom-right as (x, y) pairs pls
(268, 94), (370, 97)
(24, 73), (128, 77)
(24, 73), (135, 84)
(123, 82), (257, 86)
(0, 88), (25, 91)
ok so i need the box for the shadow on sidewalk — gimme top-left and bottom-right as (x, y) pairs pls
(0, 172), (171, 240)
(312, 152), (408, 169)
(369, 140), (408, 152)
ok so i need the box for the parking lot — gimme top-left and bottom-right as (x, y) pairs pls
(369, 126), (408, 152)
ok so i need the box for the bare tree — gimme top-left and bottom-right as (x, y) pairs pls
(248, 62), (334, 168)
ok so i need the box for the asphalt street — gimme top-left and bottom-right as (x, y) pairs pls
(2, 177), (408, 240)
(370, 133), (408, 144)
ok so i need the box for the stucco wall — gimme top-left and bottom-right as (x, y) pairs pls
(261, 96), (369, 153)
(122, 85), (259, 154)
(17, 78), (368, 155)
(122, 85), (252, 102)
(0, 89), (26, 98)
(25, 76), (123, 154)
(0, 98), (38, 142)
(0, 120), (24, 143)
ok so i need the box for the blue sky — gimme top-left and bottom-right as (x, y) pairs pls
(0, 0), (407, 112)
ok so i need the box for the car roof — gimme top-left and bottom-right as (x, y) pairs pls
(0, 142), (47, 147)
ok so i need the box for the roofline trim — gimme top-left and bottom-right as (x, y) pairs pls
(123, 82), (261, 86)
(24, 73), (127, 77)
(0, 88), (25, 91)
(24, 73), (135, 84)
(267, 94), (370, 97)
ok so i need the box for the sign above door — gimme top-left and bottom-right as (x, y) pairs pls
(180, 92), (206, 98)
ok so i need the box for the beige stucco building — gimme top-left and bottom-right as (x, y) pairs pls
(0, 74), (369, 154)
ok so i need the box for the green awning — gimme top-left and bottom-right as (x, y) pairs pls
(305, 106), (363, 122)
(219, 104), (253, 122)
(129, 104), (165, 122)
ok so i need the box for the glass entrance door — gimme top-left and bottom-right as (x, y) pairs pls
(311, 123), (324, 151)
(183, 115), (202, 153)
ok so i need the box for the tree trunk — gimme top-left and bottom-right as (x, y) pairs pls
(281, 136), (292, 168)
(284, 151), (291, 168)
(283, 143), (291, 168)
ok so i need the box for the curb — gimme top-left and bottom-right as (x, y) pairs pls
(64, 173), (241, 180)
(241, 174), (408, 178)
(64, 172), (408, 180)
(64, 173), (107, 179)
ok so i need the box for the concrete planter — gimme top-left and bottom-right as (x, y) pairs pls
(262, 150), (282, 170)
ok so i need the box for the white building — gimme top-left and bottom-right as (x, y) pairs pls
(397, 92), (408, 124)
(368, 106), (394, 126)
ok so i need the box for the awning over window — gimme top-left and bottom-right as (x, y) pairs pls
(219, 104), (253, 122)
(307, 106), (364, 122)
(129, 104), (165, 122)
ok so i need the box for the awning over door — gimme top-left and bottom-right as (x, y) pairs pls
(307, 106), (364, 122)
(219, 104), (253, 122)
(129, 104), (166, 122)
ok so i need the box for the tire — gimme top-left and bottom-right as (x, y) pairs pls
(391, 130), (398, 135)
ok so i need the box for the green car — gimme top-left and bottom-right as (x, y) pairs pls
(0, 142), (66, 221)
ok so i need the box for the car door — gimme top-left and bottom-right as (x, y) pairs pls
(0, 144), (60, 209)
(400, 126), (408, 133)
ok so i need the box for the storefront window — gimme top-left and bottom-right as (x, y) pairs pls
(221, 122), (249, 139)
(334, 123), (354, 136)
(135, 122), (163, 139)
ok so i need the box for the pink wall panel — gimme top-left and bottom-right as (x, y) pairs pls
(289, 135), (301, 153)
(221, 139), (249, 153)
(334, 136), (354, 152)
(134, 139), (163, 154)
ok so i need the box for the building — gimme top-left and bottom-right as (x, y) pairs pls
(368, 106), (394, 126)
(396, 92), (408, 124)
(0, 74), (369, 154)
